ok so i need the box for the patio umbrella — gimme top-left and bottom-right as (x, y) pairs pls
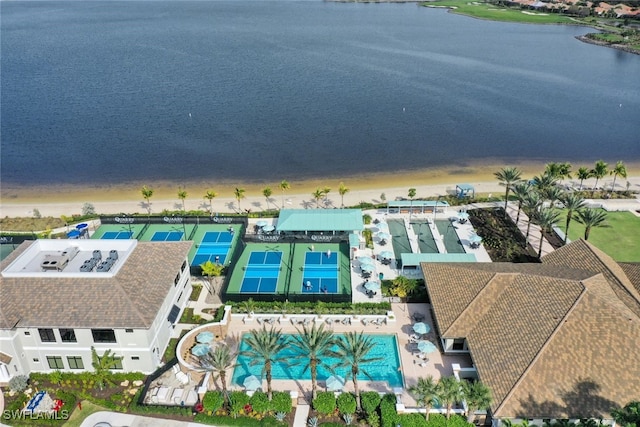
(376, 232), (391, 241)
(379, 250), (393, 259)
(263, 225), (275, 232)
(469, 234), (482, 244)
(413, 322), (431, 335)
(196, 331), (214, 343)
(191, 343), (210, 357)
(256, 220), (268, 227)
(364, 281), (381, 291)
(243, 375), (262, 391)
(361, 264), (375, 272)
(325, 375), (345, 391)
(417, 340), (437, 354)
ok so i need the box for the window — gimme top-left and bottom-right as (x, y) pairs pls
(98, 357), (123, 370)
(131, 356), (140, 360)
(46, 356), (64, 369)
(91, 329), (116, 343)
(59, 329), (77, 343)
(39, 328), (56, 343)
(125, 329), (134, 333)
(67, 356), (84, 369)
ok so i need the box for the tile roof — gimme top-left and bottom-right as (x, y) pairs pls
(421, 239), (640, 419)
(0, 240), (192, 329)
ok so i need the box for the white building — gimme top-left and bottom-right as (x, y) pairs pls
(0, 239), (192, 384)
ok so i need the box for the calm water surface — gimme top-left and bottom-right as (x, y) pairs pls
(2, 1), (639, 187)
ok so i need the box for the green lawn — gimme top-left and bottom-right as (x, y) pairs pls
(423, 0), (574, 24)
(559, 210), (640, 262)
(63, 400), (108, 427)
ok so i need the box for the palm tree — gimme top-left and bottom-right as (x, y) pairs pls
(590, 160), (608, 191)
(408, 188), (416, 221)
(241, 326), (290, 399)
(610, 160), (627, 192)
(279, 180), (290, 209)
(234, 187), (246, 212)
(338, 182), (350, 208)
(522, 192), (541, 243)
(576, 167), (591, 191)
(532, 172), (559, 196)
(91, 347), (123, 390)
(494, 167), (522, 218)
(141, 185), (154, 216)
(200, 260), (224, 294)
(535, 207), (560, 258)
(322, 186), (331, 207)
(562, 193), (585, 244)
(461, 380), (492, 424)
(408, 376), (439, 421)
(334, 332), (384, 411)
(289, 323), (337, 401)
(312, 188), (324, 209)
(575, 208), (608, 241)
(195, 345), (238, 406)
(204, 190), (218, 214)
(263, 187), (273, 210)
(511, 182), (531, 226)
(438, 376), (463, 419)
(177, 188), (188, 213)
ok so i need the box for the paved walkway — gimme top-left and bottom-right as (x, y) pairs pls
(79, 411), (210, 427)
(292, 403), (310, 427)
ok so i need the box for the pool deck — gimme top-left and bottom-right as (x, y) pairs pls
(176, 302), (472, 407)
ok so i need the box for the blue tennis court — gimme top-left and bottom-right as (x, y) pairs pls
(302, 251), (339, 293)
(240, 251), (283, 293)
(151, 231), (184, 241)
(193, 231), (233, 266)
(102, 231), (133, 240)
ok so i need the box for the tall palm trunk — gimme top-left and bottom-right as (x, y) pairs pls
(353, 366), (361, 410)
(310, 359), (318, 400)
(266, 360), (273, 399)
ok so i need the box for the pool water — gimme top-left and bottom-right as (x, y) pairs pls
(232, 333), (404, 388)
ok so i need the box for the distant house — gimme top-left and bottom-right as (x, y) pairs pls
(0, 239), (192, 384)
(422, 239), (640, 423)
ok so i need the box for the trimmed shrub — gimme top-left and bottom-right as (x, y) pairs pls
(313, 391), (337, 416)
(271, 391), (293, 414)
(203, 391), (225, 413)
(250, 391), (271, 414)
(360, 391), (382, 415)
(229, 391), (250, 416)
(336, 392), (357, 415)
(194, 413), (287, 426)
(380, 393), (398, 427)
(9, 375), (29, 392)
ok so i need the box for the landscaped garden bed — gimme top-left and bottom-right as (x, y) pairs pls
(469, 208), (538, 263)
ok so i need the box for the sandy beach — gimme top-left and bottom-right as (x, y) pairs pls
(2, 163), (639, 218)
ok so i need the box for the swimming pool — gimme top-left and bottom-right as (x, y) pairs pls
(232, 334), (404, 388)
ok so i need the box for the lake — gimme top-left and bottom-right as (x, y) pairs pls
(1, 1), (639, 187)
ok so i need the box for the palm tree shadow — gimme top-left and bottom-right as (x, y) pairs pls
(515, 378), (621, 418)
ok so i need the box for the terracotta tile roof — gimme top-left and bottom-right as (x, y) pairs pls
(421, 240), (640, 419)
(0, 240), (192, 329)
